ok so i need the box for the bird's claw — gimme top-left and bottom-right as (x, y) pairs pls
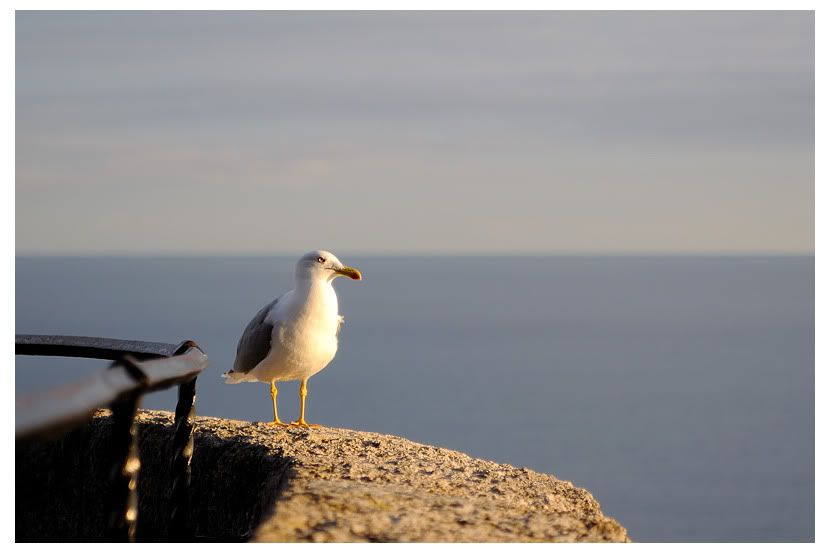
(290, 420), (321, 428)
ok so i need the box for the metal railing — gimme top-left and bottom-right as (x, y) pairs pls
(15, 334), (210, 541)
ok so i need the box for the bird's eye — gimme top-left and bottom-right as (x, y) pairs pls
(317, 257), (325, 264)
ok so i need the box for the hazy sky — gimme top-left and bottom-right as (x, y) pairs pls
(16, 11), (814, 254)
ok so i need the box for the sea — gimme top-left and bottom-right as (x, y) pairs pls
(14, 255), (815, 542)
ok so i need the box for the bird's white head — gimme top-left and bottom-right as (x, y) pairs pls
(295, 250), (362, 284)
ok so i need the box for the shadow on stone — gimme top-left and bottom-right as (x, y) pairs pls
(16, 411), (293, 542)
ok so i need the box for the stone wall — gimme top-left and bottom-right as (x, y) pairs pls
(16, 409), (629, 542)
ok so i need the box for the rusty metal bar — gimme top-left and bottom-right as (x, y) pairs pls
(106, 389), (143, 542)
(170, 377), (197, 539)
(16, 334), (181, 361)
(15, 346), (209, 440)
(169, 339), (199, 540)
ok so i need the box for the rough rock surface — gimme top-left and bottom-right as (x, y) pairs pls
(16, 409), (629, 542)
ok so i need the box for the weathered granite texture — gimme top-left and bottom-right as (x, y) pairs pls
(16, 409), (629, 542)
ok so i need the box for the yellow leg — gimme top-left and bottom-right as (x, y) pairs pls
(268, 380), (289, 426)
(291, 378), (321, 428)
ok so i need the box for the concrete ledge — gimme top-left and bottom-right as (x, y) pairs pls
(16, 409), (629, 542)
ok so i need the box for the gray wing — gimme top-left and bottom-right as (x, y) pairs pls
(232, 296), (281, 374)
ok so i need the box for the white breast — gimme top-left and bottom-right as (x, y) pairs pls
(255, 281), (341, 382)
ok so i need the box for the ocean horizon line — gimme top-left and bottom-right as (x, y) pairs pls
(14, 251), (816, 259)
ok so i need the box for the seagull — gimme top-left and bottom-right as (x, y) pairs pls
(223, 250), (362, 427)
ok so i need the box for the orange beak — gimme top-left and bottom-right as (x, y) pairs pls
(333, 266), (362, 280)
